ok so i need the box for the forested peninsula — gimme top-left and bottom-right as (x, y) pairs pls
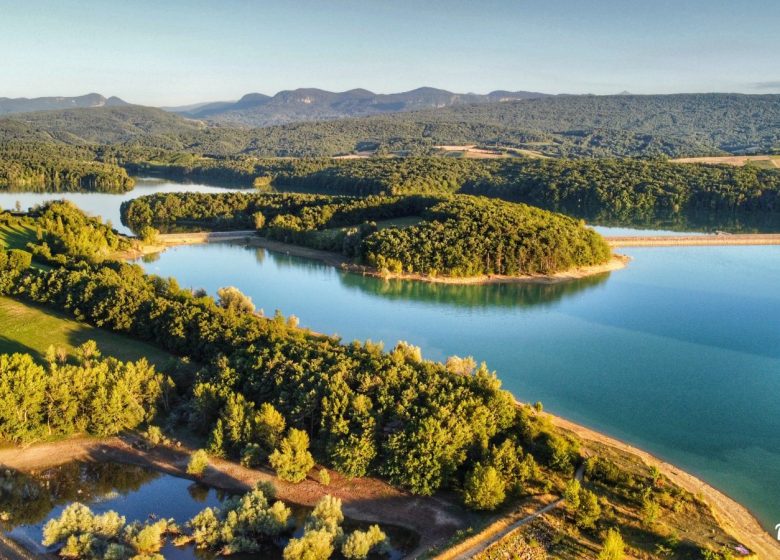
(122, 192), (612, 278)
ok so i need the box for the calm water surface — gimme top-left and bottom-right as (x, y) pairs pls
(140, 242), (780, 533)
(0, 178), (254, 235)
(4, 462), (411, 559)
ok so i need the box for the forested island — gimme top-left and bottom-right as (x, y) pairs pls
(122, 192), (612, 278)
(0, 202), (747, 559)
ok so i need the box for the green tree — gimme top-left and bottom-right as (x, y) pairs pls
(269, 429), (315, 483)
(217, 286), (255, 314)
(563, 479), (581, 509)
(598, 528), (625, 560)
(283, 528), (334, 560)
(576, 489), (601, 530)
(0, 353), (46, 442)
(462, 463), (506, 510)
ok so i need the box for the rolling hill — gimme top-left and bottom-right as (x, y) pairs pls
(0, 93), (778, 158)
(0, 93), (127, 116)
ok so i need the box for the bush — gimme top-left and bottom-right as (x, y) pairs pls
(187, 449), (210, 477)
(598, 528), (625, 560)
(342, 525), (388, 559)
(318, 468), (331, 486)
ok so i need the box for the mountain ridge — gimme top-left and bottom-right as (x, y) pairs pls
(0, 93), (127, 116)
(168, 87), (551, 125)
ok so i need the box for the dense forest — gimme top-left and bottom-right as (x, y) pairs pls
(0, 143), (134, 192)
(1, 93), (779, 158)
(117, 155), (780, 227)
(0, 344), (170, 443)
(122, 192), (611, 276)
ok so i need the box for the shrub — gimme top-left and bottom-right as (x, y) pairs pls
(342, 525), (388, 559)
(598, 528), (625, 560)
(187, 449), (210, 477)
(318, 468), (331, 486)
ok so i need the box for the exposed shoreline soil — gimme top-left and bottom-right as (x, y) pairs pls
(147, 232), (630, 285)
(549, 413), (780, 559)
(0, 435), (466, 558)
(608, 233), (780, 247)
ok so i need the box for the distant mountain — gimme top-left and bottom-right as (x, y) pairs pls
(0, 93), (127, 116)
(0, 105), (208, 147)
(172, 87), (551, 126)
(2, 93), (778, 158)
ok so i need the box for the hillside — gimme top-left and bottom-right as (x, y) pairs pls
(174, 87), (550, 126)
(0, 93), (126, 116)
(1, 93), (778, 158)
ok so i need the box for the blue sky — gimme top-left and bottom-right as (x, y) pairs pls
(1, 0), (779, 105)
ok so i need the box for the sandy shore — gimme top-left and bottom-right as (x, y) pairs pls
(0, 420), (777, 558)
(606, 233), (780, 247)
(549, 413), (780, 558)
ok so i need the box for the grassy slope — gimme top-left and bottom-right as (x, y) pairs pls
(0, 222), (36, 250)
(0, 296), (176, 368)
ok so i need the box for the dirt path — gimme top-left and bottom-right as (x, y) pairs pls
(0, 435), (465, 558)
(606, 233), (780, 247)
(549, 414), (780, 559)
(436, 463), (586, 560)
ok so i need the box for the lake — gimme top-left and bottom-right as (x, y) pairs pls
(0, 178), (254, 235)
(139, 241), (780, 534)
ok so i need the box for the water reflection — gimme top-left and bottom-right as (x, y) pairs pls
(338, 268), (612, 309)
(1, 462), (416, 559)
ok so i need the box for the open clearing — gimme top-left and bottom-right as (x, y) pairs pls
(0, 296), (176, 367)
(671, 154), (780, 168)
(0, 222), (36, 250)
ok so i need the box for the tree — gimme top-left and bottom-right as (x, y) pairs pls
(598, 528), (625, 560)
(283, 528), (334, 560)
(342, 525), (388, 559)
(269, 429), (315, 483)
(187, 449), (210, 477)
(217, 286), (255, 314)
(641, 496), (660, 526)
(462, 463), (506, 510)
(0, 353), (46, 442)
(255, 402), (286, 450)
(563, 479), (581, 509)
(576, 489), (601, 530)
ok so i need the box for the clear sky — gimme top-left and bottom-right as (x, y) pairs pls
(1, 0), (779, 106)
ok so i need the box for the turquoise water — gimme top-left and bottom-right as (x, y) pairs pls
(140, 242), (780, 534)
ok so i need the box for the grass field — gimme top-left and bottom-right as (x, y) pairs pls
(0, 296), (177, 368)
(0, 222), (37, 250)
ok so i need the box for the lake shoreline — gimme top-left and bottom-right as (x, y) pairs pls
(144, 231), (630, 285)
(548, 410), (780, 558)
(0, 411), (777, 558)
